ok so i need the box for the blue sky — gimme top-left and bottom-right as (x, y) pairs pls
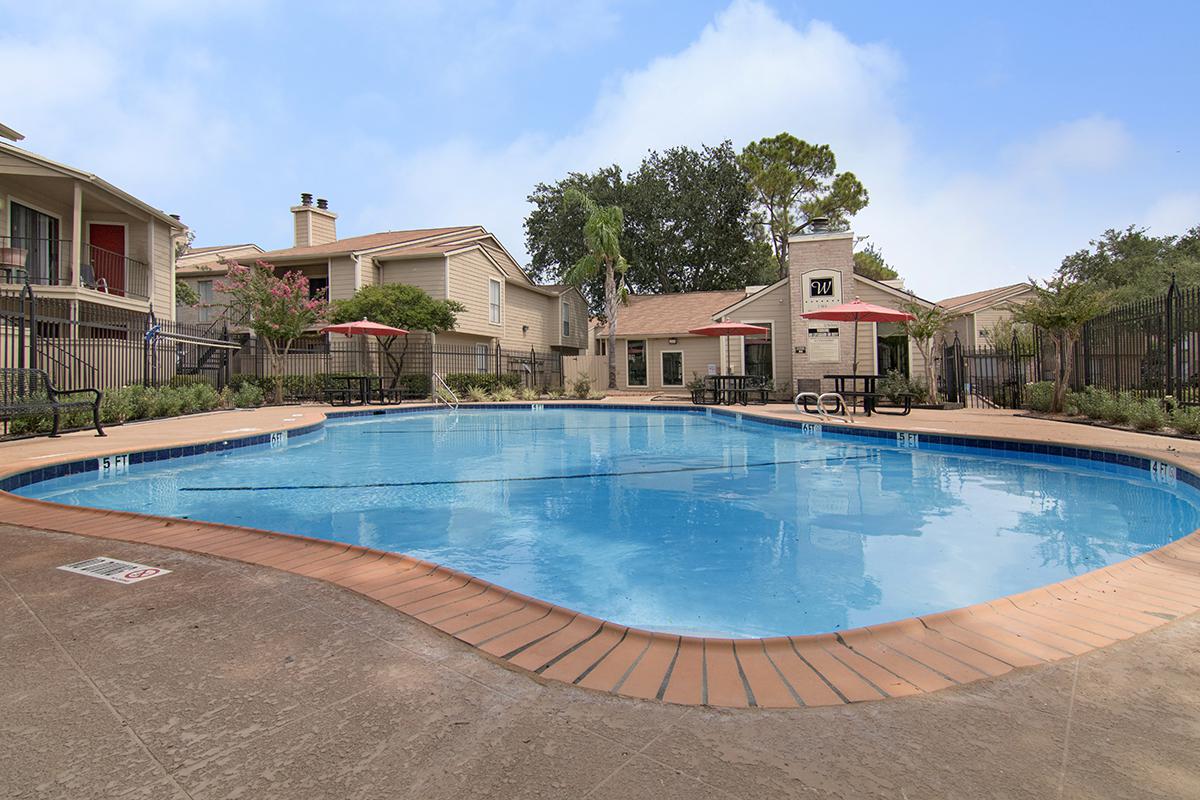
(2, 0), (1197, 297)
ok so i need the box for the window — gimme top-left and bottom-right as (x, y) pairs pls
(308, 276), (329, 300)
(475, 343), (489, 372)
(596, 338), (607, 356)
(744, 322), (773, 383)
(661, 351), (683, 387)
(627, 340), (647, 386)
(9, 200), (61, 284)
(196, 279), (214, 323)
(561, 301), (570, 337)
(489, 279), (501, 324)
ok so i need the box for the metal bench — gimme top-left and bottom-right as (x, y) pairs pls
(0, 368), (104, 437)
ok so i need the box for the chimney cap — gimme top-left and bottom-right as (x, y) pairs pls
(807, 216), (831, 233)
(316, 197), (329, 210)
(300, 192), (313, 206)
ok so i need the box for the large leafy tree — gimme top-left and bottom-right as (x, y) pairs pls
(739, 133), (869, 278)
(331, 284), (465, 387)
(524, 142), (773, 314)
(623, 143), (774, 294)
(216, 259), (328, 404)
(852, 242), (899, 281)
(899, 302), (956, 404)
(1058, 225), (1200, 302)
(562, 188), (628, 390)
(1010, 277), (1109, 413)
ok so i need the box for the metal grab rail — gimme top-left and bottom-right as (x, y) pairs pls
(433, 371), (459, 410)
(793, 391), (851, 424)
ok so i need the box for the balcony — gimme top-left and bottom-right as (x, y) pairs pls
(0, 235), (151, 301)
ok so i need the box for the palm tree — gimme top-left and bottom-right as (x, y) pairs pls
(563, 188), (629, 390)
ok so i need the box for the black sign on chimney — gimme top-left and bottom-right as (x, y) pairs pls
(316, 198), (329, 210)
(300, 192), (313, 206)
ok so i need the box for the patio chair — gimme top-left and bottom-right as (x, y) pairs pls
(80, 262), (109, 293)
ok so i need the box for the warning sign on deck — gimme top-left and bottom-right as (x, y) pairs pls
(57, 557), (171, 585)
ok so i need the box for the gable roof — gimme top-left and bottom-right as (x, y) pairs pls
(253, 226), (483, 262)
(853, 273), (938, 308)
(0, 141), (184, 229)
(597, 290), (748, 337)
(938, 282), (1033, 314)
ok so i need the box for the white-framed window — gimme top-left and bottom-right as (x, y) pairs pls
(626, 340), (647, 387)
(561, 300), (570, 337)
(596, 338), (607, 356)
(489, 278), (501, 324)
(661, 351), (684, 387)
(475, 343), (489, 372)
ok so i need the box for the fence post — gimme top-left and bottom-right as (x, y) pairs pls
(426, 335), (435, 399)
(1166, 275), (1177, 399)
(1011, 330), (1022, 409)
(494, 343), (500, 377)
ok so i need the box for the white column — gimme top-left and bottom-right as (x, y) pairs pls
(70, 182), (82, 287)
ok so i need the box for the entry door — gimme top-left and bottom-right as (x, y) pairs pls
(88, 223), (126, 295)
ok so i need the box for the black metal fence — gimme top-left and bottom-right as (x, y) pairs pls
(942, 279), (1200, 409)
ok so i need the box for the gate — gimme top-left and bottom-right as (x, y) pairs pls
(942, 331), (1044, 409)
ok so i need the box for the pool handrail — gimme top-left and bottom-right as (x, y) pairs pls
(433, 372), (459, 410)
(794, 390), (851, 424)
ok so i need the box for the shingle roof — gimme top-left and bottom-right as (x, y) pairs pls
(938, 283), (1033, 314)
(596, 291), (748, 337)
(254, 226), (483, 261)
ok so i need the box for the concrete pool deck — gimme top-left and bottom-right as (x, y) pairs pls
(2, 404), (1200, 796)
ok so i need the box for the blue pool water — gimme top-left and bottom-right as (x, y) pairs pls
(17, 408), (1200, 637)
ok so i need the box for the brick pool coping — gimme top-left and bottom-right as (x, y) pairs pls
(2, 403), (1200, 709)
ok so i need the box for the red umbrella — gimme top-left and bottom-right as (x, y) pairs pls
(689, 321), (770, 375)
(800, 298), (915, 377)
(320, 318), (409, 337)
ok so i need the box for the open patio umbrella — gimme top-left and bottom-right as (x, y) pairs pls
(689, 321), (770, 374)
(799, 298), (915, 377)
(320, 319), (409, 338)
(320, 318), (409, 383)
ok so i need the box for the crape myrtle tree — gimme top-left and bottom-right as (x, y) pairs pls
(899, 301), (957, 405)
(739, 133), (869, 278)
(331, 284), (465, 387)
(562, 188), (629, 390)
(216, 259), (329, 404)
(1010, 277), (1109, 413)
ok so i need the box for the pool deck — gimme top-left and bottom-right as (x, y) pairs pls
(3, 403), (1200, 797)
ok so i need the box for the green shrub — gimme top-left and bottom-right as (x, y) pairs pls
(1071, 386), (1110, 420)
(167, 374), (209, 388)
(492, 386), (516, 402)
(1171, 406), (1200, 435)
(1022, 381), (1055, 413)
(571, 374), (592, 400)
(518, 387), (539, 401)
(1130, 398), (1167, 431)
(218, 385), (235, 409)
(100, 388), (135, 424)
(548, 386), (566, 399)
(444, 372), (521, 396)
(233, 383), (264, 408)
(1104, 391), (1138, 425)
(878, 370), (928, 404)
(466, 386), (489, 403)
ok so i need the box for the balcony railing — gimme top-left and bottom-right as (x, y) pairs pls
(0, 236), (151, 301)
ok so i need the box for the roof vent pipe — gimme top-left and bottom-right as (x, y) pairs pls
(300, 192), (313, 207)
(316, 198), (329, 210)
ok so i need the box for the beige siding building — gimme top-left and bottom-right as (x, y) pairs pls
(593, 228), (936, 395)
(180, 195), (587, 354)
(939, 283), (1037, 347)
(0, 135), (185, 318)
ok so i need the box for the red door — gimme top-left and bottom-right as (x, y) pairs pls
(88, 224), (126, 295)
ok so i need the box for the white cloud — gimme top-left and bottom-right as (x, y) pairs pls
(356, 0), (1152, 298)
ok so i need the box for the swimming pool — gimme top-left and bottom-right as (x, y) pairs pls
(16, 406), (1200, 638)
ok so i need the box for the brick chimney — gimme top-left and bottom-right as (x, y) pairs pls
(291, 192), (337, 247)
